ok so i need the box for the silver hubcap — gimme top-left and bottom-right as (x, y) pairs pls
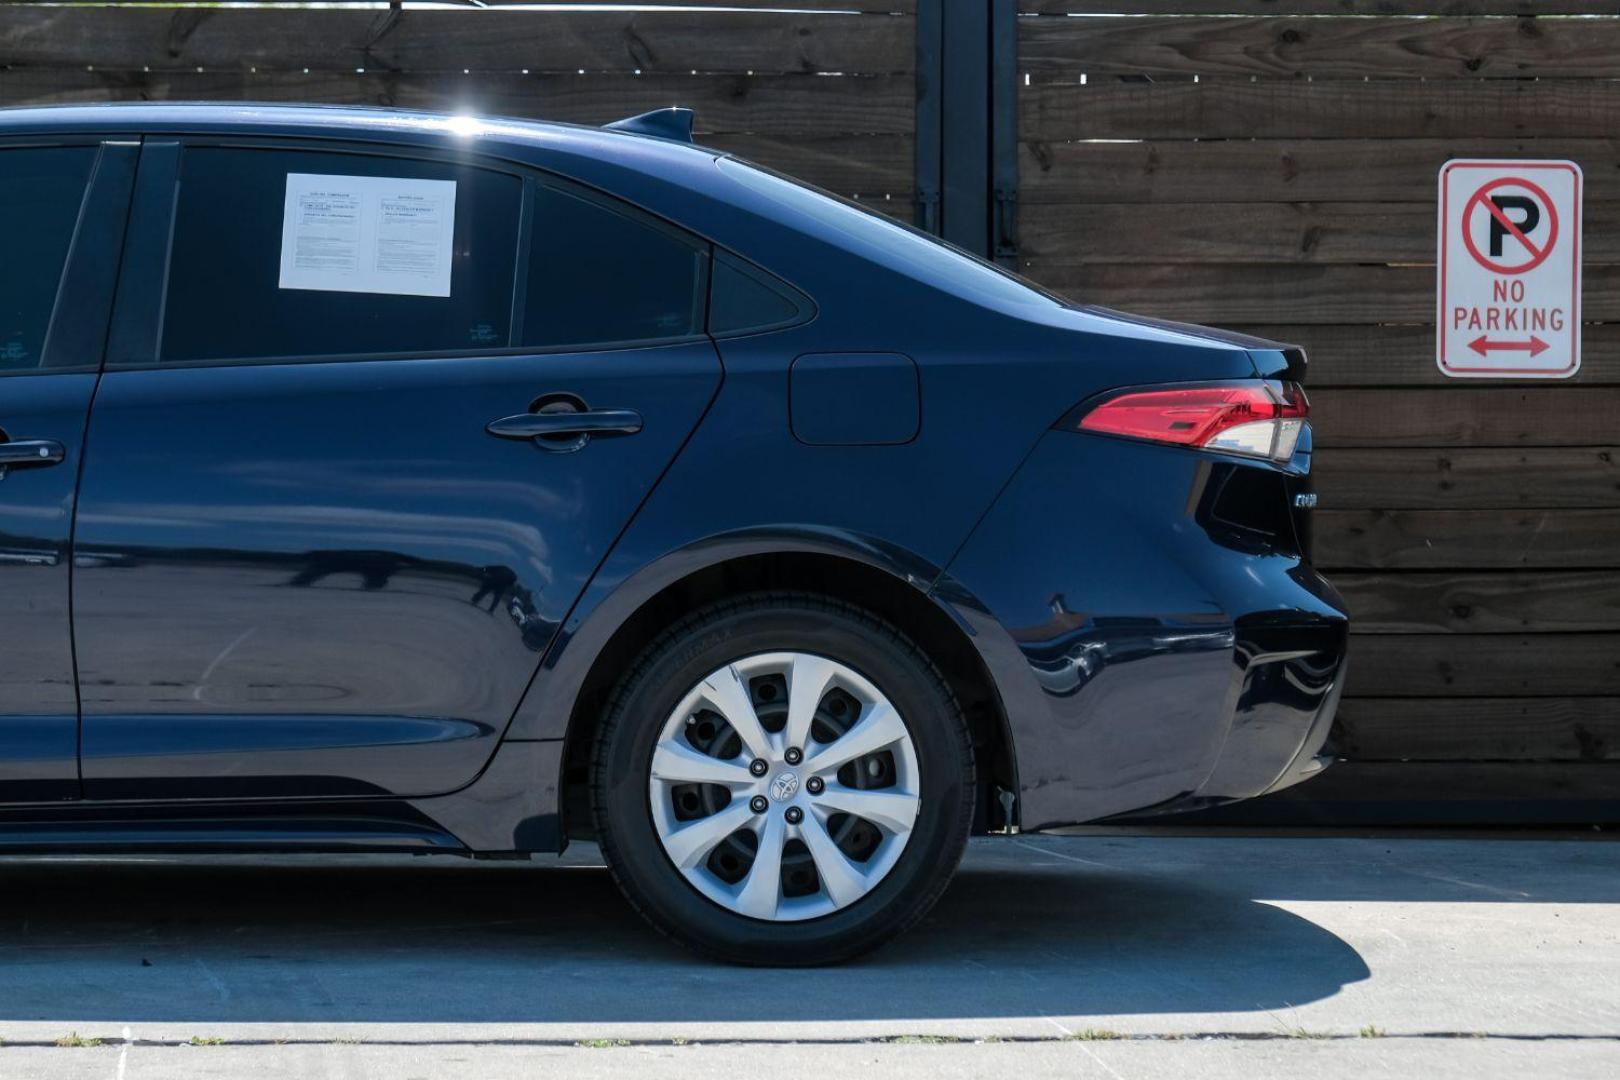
(648, 652), (921, 922)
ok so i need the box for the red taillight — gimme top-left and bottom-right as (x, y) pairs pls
(1073, 381), (1308, 463)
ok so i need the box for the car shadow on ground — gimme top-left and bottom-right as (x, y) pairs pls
(0, 842), (1384, 1026)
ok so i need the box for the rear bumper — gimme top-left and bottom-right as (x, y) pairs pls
(937, 428), (1349, 831)
(1149, 615), (1348, 816)
(1255, 635), (1347, 797)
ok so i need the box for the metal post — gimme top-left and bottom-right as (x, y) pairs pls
(940, 0), (989, 256)
(914, 0), (943, 235)
(990, 0), (1020, 269)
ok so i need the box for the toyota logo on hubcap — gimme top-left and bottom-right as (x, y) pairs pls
(770, 772), (800, 802)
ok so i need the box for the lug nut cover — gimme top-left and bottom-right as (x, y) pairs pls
(784, 806), (804, 824)
(749, 795), (769, 814)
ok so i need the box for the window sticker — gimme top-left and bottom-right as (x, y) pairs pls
(278, 173), (456, 297)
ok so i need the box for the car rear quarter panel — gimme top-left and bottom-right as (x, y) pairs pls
(938, 431), (1350, 830)
(505, 277), (1264, 750)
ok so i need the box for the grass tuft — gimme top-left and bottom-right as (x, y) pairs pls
(55, 1033), (103, 1048)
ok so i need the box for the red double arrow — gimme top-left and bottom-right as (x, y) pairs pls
(1468, 335), (1550, 357)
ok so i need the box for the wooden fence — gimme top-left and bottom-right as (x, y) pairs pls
(0, 1), (916, 213)
(0, 0), (1614, 822)
(1017, 0), (1620, 823)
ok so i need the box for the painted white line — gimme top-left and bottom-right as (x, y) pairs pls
(1405, 869), (1533, 900)
(115, 1025), (132, 1080)
(1011, 838), (1113, 868)
(1074, 1040), (1129, 1080)
(1042, 1013), (1129, 1078)
(194, 958), (231, 1003)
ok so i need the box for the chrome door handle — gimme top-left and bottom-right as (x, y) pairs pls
(487, 408), (643, 444)
(0, 439), (66, 467)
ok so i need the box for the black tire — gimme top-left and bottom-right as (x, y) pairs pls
(590, 593), (975, 966)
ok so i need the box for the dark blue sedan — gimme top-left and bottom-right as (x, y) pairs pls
(0, 103), (1347, 964)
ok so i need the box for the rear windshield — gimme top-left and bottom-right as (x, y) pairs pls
(717, 157), (1061, 312)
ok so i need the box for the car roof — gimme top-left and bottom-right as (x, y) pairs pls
(0, 101), (719, 169)
(0, 103), (1227, 346)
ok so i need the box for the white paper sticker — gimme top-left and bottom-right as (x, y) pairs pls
(278, 174), (457, 297)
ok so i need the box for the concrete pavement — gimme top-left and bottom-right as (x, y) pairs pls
(0, 834), (1613, 1077)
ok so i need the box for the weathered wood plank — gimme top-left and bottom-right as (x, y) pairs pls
(1313, 448), (1620, 510)
(1333, 697), (1620, 761)
(1021, 15), (1620, 81)
(104, 0), (926, 8)
(1024, 264), (1620, 323)
(1345, 634), (1620, 697)
(700, 133), (913, 196)
(0, 9), (913, 76)
(1022, 80), (1620, 141)
(1020, 138), (1620, 205)
(1336, 571), (1620, 633)
(1029, 264), (1430, 322)
(477, 0), (918, 10)
(1310, 388), (1620, 448)
(1023, 200), (1620, 265)
(1021, 2), (1620, 14)
(0, 70), (915, 137)
(91, 0), (918, 9)
(1315, 509), (1620, 569)
(1223, 325), (1620, 388)
(1185, 761), (1620, 825)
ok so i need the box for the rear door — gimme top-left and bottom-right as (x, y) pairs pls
(72, 138), (719, 800)
(0, 139), (135, 803)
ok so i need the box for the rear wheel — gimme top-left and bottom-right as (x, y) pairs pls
(591, 594), (974, 965)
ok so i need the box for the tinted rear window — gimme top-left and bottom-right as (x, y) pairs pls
(0, 146), (95, 372)
(162, 147), (520, 363)
(520, 186), (706, 349)
(709, 253), (804, 336)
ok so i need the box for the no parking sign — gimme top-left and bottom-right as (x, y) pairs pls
(1438, 160), (1582, 378)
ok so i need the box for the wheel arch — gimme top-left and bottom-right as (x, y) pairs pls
(557, 550), (1017, 842)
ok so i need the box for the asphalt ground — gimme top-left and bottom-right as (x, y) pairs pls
(0, 833), (1613, 1078)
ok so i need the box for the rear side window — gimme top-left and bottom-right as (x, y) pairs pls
(520, 186), (705, 349)
(709, 251), (807, 336)
(0, 146), (95, 372)
(161, 147), (521, 363)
